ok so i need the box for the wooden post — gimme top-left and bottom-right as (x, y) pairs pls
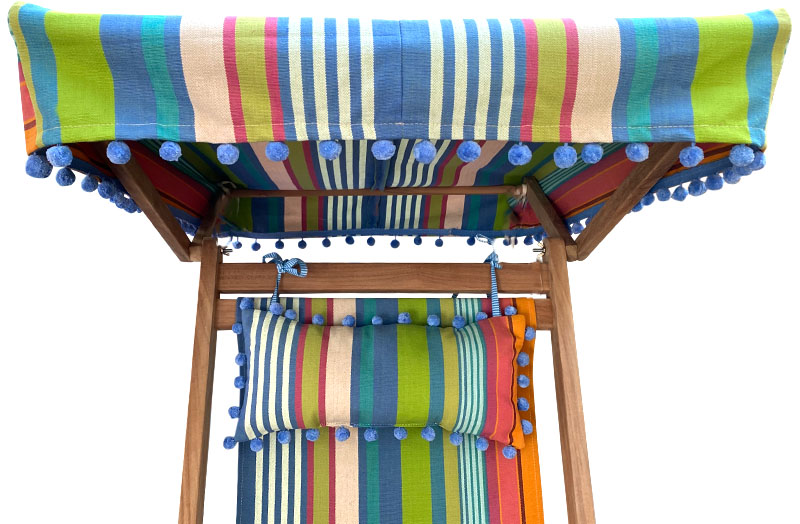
(545, 237), (596, 524)
(525, 178), (577, 260)
(178, 238), (221, 524)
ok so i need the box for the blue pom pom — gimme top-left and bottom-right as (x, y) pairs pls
(688, 179), (707, 197)
(306, 428), (320, 442)
(533, 231), (544, 243)
(427, 314), (440, 327)
(81, 175), (99, 192)
(503, 238), (511, 246)
(522, 419), (533, 435)
(504, 305), (517, 316)
(421, 426), (436, 442)
(217, 144), (240, 165)
(525, 327), (535, 340)
(367, 237), (376, 246)
(275, 239), (284, 249)
(364, 428), (378, 442)
(580, 143), (603, 164)
(46, 145), (73, 167)
(391, 239), (400, 249)
(250, 439), (264, 452)
(732, 165), (753, 177)
(730, 144), (754, 167)
(671, 186), (688, 202)
(394, 427), (408, 440)
(269, 302), (284, 315)
(322, 237), (331, 248)
(371, 315), (383, 326)
(570, 222), (584, 235)
(517, 352), (530, 367)
(107, 141), (131, 164)
(631, 202), (643, 212)
(335, 426), (350, 442)
(518, 374), (530, 388)
(234, 376), (246, 389)
(453, 315), (466, 330)
(342, 315), (355, 327)
(723, 168), (741, 185)
(413, 140), (437, 164)
(449, 432), (463, 446)
(235, 353), (247, 366)
(475, 437), (489, 452)
(398, 312), (411, 324)
(656, 187), (671, 202)
(435, 238), (444, 247)
(508, 143), (532, 165)
(554, 144), (578, 169)
(285, 309), (297, 320)
(228, 406), (240, 419)
(523, 235), (534, 246)
(98, 180), (118, 200)
(240, 297), (254, 310)
(251, 241), (261, 251)
(25, 154), (52, 179)
(371, 140), (396, 160)
(232, 322), (243, 334)
(467, 236), (476, 246)
(223, 436), (236, 450)
(679, 144), (704, 168)
(55, 168), (76, 187)
(111, 192), (126, 206)
(625, 143), (649, 162)
(312, 314), (324, 326)
(265, 141), (290, 162)
(750, 151), (766, 170)
(233, 240), (243, 249)
(706, 173), (724, 191)
(159, 141), (182, 162)
(298, 239), (307, 249)
(414, 235), (422, 245)
(345, 236), (355, 245)
(642, 193), (655, 206)
(319, 140), (342, 160)
(277, 430), (292, 445)
(517, 397), (530, 411)
(476, 312), (488, 321)
(502, 445), (517, 459)
(457, 141), (482, 162)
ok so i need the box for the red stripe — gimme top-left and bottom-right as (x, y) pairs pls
(439, 195), (447, 229)
(478, 318), (500, 441)
(326, 298), (334, 325)
(294, 326), (308, 428)
(222, 17), (247, 142)
(318, 326), (331, 426)
(495, 442), (524, 524)
(329, 430), (336, 524)
(560, 19), (580, 143)
(485, 442), (502, 523)
(519, 20), (538, 142)
(264, 17), (285, 140)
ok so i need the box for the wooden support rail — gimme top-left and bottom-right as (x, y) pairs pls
(230, 185), (521, 199)
(218, 262), (549, 295)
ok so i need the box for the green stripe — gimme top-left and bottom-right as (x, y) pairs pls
(396, 325), (430, 422)
(45, 12), (115, 142)
(627, 18), (658, 142)
(359, 325), (374, 425)
(141, 16), (180, 140)
(531, 19), (566, 143)
(401, 432), (433, 524)
(313, 428), (329, 523)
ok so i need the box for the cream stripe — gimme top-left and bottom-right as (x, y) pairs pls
(336, 19), (353, 139)
(281, 440), (289, 524)
(284, 197), (303, 231)
(318, 149), (332, 190)
(455, 140), (505, 186)
(474, 20), (492, 138)
(443, 195), (464, 230)
(405, 141), (419, 187)
(403, 196), (413, 230)
(180, 18), (234, 142)
(288, 19), (308, 141)
(413, 195), (423, 228)
(265, 315), (285, 432)
(360, 22), (376, 138)
(335, 429), (360, 523)
(498, 20), (516, 140)
(267, 433), (277, 524)
(356, 143), (366, 227)
(385, 196), (396, 228)
(252, 142), (297, 189)
(420, 139), (450, 187)
(571, 20), (621, 143)
(254, 313), (270, 435)
(324, 328), (354, 425)
(281, 320), (297, 428)
(428, 21), (445, 139)
(327, 196), (334, 230)
(392, 140), (410, 186)
(345, 196), (353, 230)
(243, 311), (261, 440)
(312, 18), (330, 140)
(345, 140), (355, 189)
(293, 431), (302, 524)
(451, 20), (468, 140)
(332, 298), (357, 325)
(255, 438), (264, 523)
(332, 148), (344, 189)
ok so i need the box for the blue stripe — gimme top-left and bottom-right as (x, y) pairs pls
(277, 18), (296, 141)
(440, 20), (456, 138)
(650, 18), (698, 141)
(509, 20), (527, 142)
(18, 4), (60, 145)
(371, 324), (399, 424)
(611, 18), (636, 142)
(348, 19), (363, 139)
(463, 20), (480, 141)
(299, 18), (319, 140)
(372, 20), (403, 137)
(485, 20), (504, 140)
(378, 429), (403, 520)
(99, 15), (158, 139)
(400, 21), (432, 139)
(324, 18), (341, 139)
(163, 16), (195, 142)
(746, 10), (780, 147)
(236, 445), (255, 524)
(429, 428), (447, 523)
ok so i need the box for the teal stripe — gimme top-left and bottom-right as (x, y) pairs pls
(359, 325), (375, 425)
(426, 328), (445, 424)
(141, 16), (180, 140)
(429, 429), (447, 523)
(627, 18), (659, 141)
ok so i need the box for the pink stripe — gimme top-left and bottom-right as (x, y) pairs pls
(222, 17), (247, 142)
(519, 20), (538, 142)
(560, 18), (580, 143)
(264, 18), (285, 140)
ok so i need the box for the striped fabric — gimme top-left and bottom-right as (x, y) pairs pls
(9, 4), (790, 153)
(234, 308), (527, 448)
(235, 297), (541, 524)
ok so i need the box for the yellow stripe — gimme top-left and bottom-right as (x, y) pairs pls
(451, 20), (468, 140)
(312, 18), (330, 140)
(474, 19), (492, 139)
(281, 441), (289, 524)
(8, 3), (43, 149)
(287, 19), (308, 141)
(498, 20), (516, 141)
(532, 19), (567, 142)
(336, 19), (353, 139)
(428, 21), (445, 139)
(440, 329), (460, 429)
(360, 21), (376, 138)
(236, 17), (272, 140)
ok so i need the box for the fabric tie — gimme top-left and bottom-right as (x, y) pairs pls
(262, 253), (308, 303)
(475, 235), (502, 317)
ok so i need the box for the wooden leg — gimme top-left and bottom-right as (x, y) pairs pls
(545, 237), (596, 524)
(178, 238), (221, 524)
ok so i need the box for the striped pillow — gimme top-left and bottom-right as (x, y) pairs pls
(234, 308), (527, 448)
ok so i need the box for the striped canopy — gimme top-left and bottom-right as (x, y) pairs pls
(8, 3), (792, 241)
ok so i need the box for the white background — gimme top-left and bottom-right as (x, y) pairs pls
(0, 1), (797, 523)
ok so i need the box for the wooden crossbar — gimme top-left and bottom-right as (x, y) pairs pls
(230, 185), (521, 199)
